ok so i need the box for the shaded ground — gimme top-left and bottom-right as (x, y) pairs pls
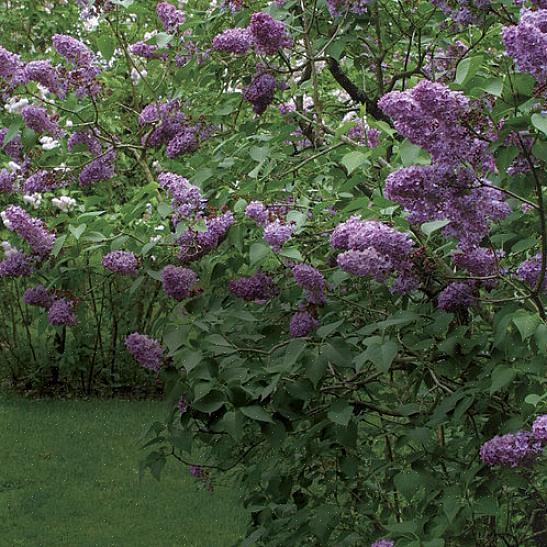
(0, 396), (247, 546)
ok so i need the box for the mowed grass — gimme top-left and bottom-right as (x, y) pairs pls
(0, 395), (247, 547)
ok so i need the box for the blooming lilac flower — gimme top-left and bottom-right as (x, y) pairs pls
(1, 205), (55, 257)
(229, 270), (279, 302)
(161, 265), (198, 300)
(371, 540), (394, 547)
(125, 332), (164, 371)
(503, 9), (547, 84)
(23, 285), (54, 309)
(156, 2), (185, 33)
(212, 28), (253, 55)
(178, 396), (188, 415)
(177, 212), (234, 263)
(532, 415), (547, 443)
(326, 0), (370, 17)
(0, 250), (32, 278)
(517, 254), (547, 290)
(337, 248), (392, 279)
(130, 41), (167, 60)
(48, 298), (78, 326)
(243, 70), (278, 115)
(67, 130), (102, 156)
(158, 172), (202, 221)
(23, 170), (63, 193)
(23, 60), (66, 98)
(248, 12), (292, 55)
(166, 127), (199, 158)
(245, 201), (269, 226)
(437, 282), (476, 312)
(189, 464), (205, 477)
(0, 128), (23, 160)
(0, 45), (23, 84)
(452, 246), (502, 286)
(480, 431), (543, 467)
(53, 34), (95, 67)
(379, 80), (492, 170)
(293, 264), (326, 304)
(21, 105), (62, 137)
(344, 112), (380, 148)
(79, 148), (115, 186)
(263, 220), (294, 251)
(0, 169), (14, 193)
(289, 310), (319, 337)
(102, 250), (138, 275)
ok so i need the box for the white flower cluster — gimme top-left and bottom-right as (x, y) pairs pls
(23, 193), (43, 209)
(51, 196), (77, 213)
(39, 136), (60, 150)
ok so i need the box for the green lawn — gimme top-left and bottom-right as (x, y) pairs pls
(0, 395), (247, 546)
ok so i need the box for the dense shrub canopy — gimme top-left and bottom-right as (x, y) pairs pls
(0, 0), (546, 544)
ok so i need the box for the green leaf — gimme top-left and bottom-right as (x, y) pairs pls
(399, 140), (426, 166)
(51, 234), (67, 257)
(249, 145), (269, 162)
(479, 77), (503, 97)
(240, 405), (274, 423)
(69, 223), (87, 241)
(394, 470), (423, 499)
(327, 400), (353, 426)
(357, 340), (399, 373)
(178, 349), (203, 372)
(490, 366), (516, 393)
(341, 151), (368, 175)
(531, 113), (547, 136)
(3, 119), (22, 146)
(455, 56), (484, 85)
(192, 390), (225, 413)
(155, 32), (172, 48)
(512, 311), (541, 340)
(96, 35), (115, 61)
(421, 219), (450, 237)
(249, 242), (271, 265)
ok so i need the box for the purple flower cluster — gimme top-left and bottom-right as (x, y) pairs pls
(139, 100), (209, 158)
(430, 0), (490, 25)
(0, 128), (23, 160)
(331, 217), (418, 292)
(532, 415), (547, 442)
(1, 205), (56, 257)
(24, 170), (64, 193)
(379, 80), (492, 171)
(23, 285), (54, 309)
(212, 12), (291, 56)
(326, 0), (369, 17)
(263, 220), (294, 251)
(23, 60), (66, 98)
(229, 270), (279, 302)
(79, 148), (116, 186)
(158, 172), (203, 223)
(245, 201), (270, 226)
(47, 297), (78, 326)
(212, 28), (253, 55)
(0, 250), (32, 278)
(177, 212), (234, 263)
(516, 254), (547, 290)
(503, 9), (547, 84)
(102, 251), (138, 276)
(452, 246), (501, 288)
(289, 310), (319, 337)
(67, 130), (102, 157)
(0, 169), (14, 193)
(156, 2), (185, 33)
(129, 41), (167, 60)
(125, 332), (164, 372)
(161, 265), (198, 301)
(384, 165), (509, 248)
(0, 45), (24, 86)
(243, 69), (279, 115)
(293, 264), (326, 304)
(438, 281), (476, 312)
(21, 105), (62, 137)
(52, 34), (101, 97)
(480, 431), (543, 467)
(371, 540), (394, 547)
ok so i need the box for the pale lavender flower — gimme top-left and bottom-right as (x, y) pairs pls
(48, 298), (78, 326)
(125, 332), (164, 371)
